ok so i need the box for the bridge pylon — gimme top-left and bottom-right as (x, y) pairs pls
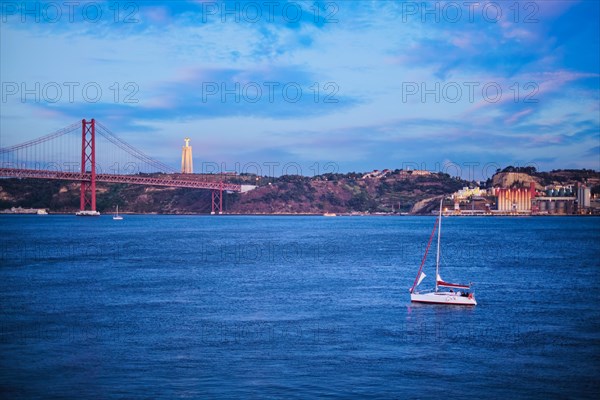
(211, 182), (223, 215)
(78, 118), (99, 215)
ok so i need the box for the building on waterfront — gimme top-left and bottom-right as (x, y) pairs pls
(0, 207), (49, 214)
(531, 184), (577, 215)
(181, 137), (193, 174)
(532, 197), (576, 215)
(494, 182), (536, 213)
(577, 185), (591, 209)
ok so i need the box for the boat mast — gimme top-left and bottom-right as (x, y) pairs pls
(435, 198), (442, 293)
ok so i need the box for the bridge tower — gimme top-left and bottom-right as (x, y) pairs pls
(78, 119), (99, 215)
(211, 182), (223, 215)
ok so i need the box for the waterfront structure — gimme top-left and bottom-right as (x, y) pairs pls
(578, 185), (591, 209)
(181, 137), (193, 174)
(494, 182), (536, 212)
(529, 184), (577, 215)
(0, 207), (48, 214)
(532, 197), (576, 214)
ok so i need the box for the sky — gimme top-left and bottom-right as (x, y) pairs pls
(1, 0), (599, 180)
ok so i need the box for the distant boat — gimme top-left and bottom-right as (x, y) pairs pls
(323, 213), (337, 217)
(37, 209), (48, 215)
(113, 205), (123, 220)
(409, 199), (477, 306)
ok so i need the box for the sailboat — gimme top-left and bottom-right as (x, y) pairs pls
(112, 205), (123, 220)
(409, 199), (476, 306)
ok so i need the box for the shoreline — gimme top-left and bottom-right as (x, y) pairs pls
(1, 212), (598, 217)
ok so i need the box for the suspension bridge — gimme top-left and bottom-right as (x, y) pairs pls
(0, 119), (242, 215)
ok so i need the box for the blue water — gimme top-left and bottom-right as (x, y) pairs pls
(1, 215), (599, 398)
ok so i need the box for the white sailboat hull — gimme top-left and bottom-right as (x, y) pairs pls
(411, 291), (477, 306)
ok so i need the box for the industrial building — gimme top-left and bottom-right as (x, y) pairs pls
(449, 175), (597, 216)
(494, 182), (536, 213)
(577, 185), (591, 210)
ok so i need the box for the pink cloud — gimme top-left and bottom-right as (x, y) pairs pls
(143, 6), (171, 25)
(450, 35), (473, 50)
(505, 108), (534, 125)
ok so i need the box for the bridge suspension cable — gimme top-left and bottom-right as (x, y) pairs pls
(95, 121), (176, 174)
(0, 121), (80, 154)
(0, 120), (178, 175)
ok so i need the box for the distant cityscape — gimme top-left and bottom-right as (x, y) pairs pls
(449, 181), (592, 216)
(356, 169), (598, 216)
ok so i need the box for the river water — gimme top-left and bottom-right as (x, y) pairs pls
(1, 215), (599, 398)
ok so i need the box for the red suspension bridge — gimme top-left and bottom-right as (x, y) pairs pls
(0, 119), (242, 214)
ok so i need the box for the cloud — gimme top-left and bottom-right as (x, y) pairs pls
(505, 108), (534, 125)
(1, 0), (598, 175)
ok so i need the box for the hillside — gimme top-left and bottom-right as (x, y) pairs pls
(228, 171), (467, 214)
(1, 168), (598, 215)
(0, 170), (468, 214)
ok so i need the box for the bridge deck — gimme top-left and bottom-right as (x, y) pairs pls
(0, 168), (242, 192)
